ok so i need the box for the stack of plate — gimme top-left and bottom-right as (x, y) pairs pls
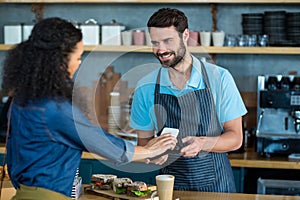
(263, 11), (288, 46)
(108, 92), (121, 134)
(242, 13), (264, 35)
(286, 12), (300, 45)
(108, 106), (121, 134)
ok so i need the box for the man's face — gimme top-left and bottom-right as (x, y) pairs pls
(149, 26), (188, 68)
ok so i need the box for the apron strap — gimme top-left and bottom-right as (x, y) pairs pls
(154, 68), (162, 95)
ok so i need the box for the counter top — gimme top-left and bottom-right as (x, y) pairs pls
(81, 149), (300, 170)
(79, 190), (300, 200)
(228, 149), (300, 170)
(2, 147), (300, 170)
(3, 181), (300, 200)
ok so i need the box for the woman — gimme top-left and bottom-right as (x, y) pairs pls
(2, 17), (177, 199)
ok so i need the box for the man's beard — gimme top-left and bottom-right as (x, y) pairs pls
(156, 40), (186, 69)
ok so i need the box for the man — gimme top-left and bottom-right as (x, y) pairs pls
(130, 8), (247, 192)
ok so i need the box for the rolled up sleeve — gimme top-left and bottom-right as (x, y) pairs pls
(48, 101), (134, 165)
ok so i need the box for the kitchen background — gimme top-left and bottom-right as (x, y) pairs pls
(1, 2), (300, 133)
(0, 3), (300, 92)
(1, 2), (300, 195)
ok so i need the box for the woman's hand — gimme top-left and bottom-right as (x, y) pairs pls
(144, 134), (177, 164)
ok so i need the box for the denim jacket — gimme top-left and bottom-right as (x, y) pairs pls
(7, 98), (134, 197)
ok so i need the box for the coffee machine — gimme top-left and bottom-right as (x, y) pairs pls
(256, 75), (300, 157)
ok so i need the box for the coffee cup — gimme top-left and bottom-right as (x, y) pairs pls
(151, 175), (174, 200)
(200, 31), (211, 46)
(145, 31), (152, 46)
(187, 31), (199, 46)
(212, 31), (225, 47)
(133, 30), (145, 45)
(121, 31), (132, 46)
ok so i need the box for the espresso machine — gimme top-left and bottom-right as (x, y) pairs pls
(256, 75), (300, 157)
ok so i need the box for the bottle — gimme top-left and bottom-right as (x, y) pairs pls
(279, 76), (290, 91)
(266, 76), (278, 91)
(292, 77), (300, 91)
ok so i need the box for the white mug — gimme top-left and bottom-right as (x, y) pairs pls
(121, 31), (132, 46)
(200, 31), (211, 46)
(212, 31), (225, 47)
(145, 31), (152, 46)
(151, 175), (174, 200)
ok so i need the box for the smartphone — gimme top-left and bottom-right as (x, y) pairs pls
(161, 127), (179, 138)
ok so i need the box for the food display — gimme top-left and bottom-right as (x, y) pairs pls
(90, 174), (117, 190)
(113, 177), (133, 194)
(127, 181), (152, 197)
(86, 174), (156, 199)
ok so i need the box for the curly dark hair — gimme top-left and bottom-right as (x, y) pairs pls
(2, 17), (82, 105)
(147, 8), (188, 34)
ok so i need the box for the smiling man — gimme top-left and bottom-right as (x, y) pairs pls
(130, 8), (247, 192)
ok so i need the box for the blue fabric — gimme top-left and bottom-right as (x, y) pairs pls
(7, 99), (134, 197)
(130, 55), (247, 131)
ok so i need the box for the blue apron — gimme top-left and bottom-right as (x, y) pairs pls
(154, 61), (236, 192)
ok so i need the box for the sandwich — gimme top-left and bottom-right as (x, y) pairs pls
(90, 174), (117, 190)
(127, 181), (152, 197)
(113, 177), (133, 194)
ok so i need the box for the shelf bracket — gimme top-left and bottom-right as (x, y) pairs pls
(210, 4), (218, 63)
(210, 3), (218, 32)
(31, 3), (45, 22)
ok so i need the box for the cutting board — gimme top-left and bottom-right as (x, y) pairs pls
(84, 186), (157, 200)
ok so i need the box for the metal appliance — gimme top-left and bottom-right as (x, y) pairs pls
(257, 178), (300, 195)
(256, 75), (300, 157)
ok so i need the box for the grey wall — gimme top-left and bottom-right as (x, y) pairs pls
(1, 3), (300, 91)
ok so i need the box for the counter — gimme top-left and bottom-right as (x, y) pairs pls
(2, 147), (300, 195)
(81, 149), (300, 170)
(79, 191), (300, 200)
(2, 144), (300, 170)
(2, 181), (300, 200)
(228, 149), (300, 170)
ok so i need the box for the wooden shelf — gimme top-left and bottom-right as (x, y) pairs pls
(197, 46), (300, 55)
(1, 44), (300, 54)
(229, 149), (300, 170)
(0, 44), (14, 51)
(1, 0), (300, 3)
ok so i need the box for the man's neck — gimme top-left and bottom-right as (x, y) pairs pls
(168, 53), (193, 90)
(171, 53), (192, 74)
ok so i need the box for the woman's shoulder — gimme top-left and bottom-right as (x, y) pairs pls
(43, 98), (72, 112)
(12, 98), (73, 123)
(19, 98), (73, 116)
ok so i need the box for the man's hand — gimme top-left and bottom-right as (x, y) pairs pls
(180, 136), (204, 157)
(180, 136), (220, 157)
